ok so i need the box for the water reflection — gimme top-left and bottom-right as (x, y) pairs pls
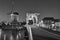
(0, 29), (27, 40)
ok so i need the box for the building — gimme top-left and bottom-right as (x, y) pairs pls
(0, 12), (33, 40)
(54, 19), (60, 31)
(54, 19), (60, 27)
(42, 17), (55, 29)
(39, 20), (47, 28)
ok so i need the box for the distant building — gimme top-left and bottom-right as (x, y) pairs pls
(53, 19), (60, 31)
(54, 19), (60, 27)
(39, 20), (48, 28)
(42, 17), (55, 29)
(42, 17), (54, 25)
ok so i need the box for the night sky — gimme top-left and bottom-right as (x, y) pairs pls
(0, 0), (60, 22)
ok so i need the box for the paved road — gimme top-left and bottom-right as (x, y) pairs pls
(31, 27), (60, 40)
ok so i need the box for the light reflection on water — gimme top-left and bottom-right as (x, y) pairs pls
(0, 29), (2, 38)
(10, 35), (14, 40)
(0, 29), (26, 40)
